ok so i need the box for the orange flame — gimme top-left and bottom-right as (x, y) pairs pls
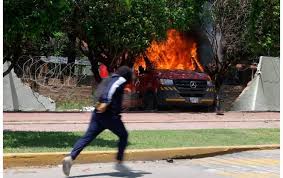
(134, 29), (204, 72)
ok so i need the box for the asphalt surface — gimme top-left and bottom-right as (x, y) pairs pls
(4, 149), (280, 178)
(4, 112), (280, 131)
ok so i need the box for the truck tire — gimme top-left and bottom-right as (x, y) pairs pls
(143, 92), (156, 110)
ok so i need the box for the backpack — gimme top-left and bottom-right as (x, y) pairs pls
(95, 76), (112, 103)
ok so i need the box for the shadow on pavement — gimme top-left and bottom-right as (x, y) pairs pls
(69, 170), (152, 178)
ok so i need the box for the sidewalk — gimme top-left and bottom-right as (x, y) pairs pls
(4, 149), (280, 178)
(4, 112), (280, 131)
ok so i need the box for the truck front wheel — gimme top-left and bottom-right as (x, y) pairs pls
(143, 92), (157, 110)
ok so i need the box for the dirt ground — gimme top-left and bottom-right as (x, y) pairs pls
(218, 85), (245, 111)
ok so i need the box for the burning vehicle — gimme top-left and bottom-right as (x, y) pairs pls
(123, 29), (216, 110)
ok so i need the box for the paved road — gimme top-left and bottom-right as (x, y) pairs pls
(4, 149), (279, 178)
(4, 112), (279, 131)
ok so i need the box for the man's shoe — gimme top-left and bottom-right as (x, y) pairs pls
(62, 156), (73, 176)
(115, 163), (131, 173)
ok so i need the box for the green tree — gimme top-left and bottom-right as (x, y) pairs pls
(201, 0), (252, 90)
(4, 0), (205, 83)
(3, 0), (71, 76)
(65, 0), (168, 82)
(201, 0), (279, 91)
(247, 0), (279, 57)
(65, 0), (204, 82)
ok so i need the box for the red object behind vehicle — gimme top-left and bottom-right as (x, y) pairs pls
(99, 64), (109, 79)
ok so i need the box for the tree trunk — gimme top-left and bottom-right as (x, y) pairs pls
(3, 61), (14, 77)
(10, 34), (23, 78)
(88, 50), (101, 83)
(215, 74), (224, 92)
(67, 33), (77, 74)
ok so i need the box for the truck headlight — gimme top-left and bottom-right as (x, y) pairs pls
(207, 81), (214, 87)
(160, 79), (174, 86)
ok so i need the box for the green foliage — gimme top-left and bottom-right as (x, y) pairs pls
(4, 0), (204, 79)
(4, 0), (279, 70)
(201, 0), (279, 90)
(4, 0), (205, 74)
(202, 0), (279, 62)
(165, 0), (204, 31)
(247, 0), (279, 57)
(65, 0), (203, 68)
(3, 0), (73, 77)
(90, 0), (167, 52)
(51, 32), (69, 56)
(4, 0), (71, 46)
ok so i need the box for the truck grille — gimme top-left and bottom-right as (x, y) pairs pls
(173, 79), (207, 97)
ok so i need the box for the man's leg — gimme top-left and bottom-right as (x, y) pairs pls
(70, 112), (105, 160)
(104, 115), (131, 173)
(63, 112), (105, 176)
(105, 115), (128, 162)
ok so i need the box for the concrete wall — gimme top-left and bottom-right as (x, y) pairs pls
(4, 62), (56, 111)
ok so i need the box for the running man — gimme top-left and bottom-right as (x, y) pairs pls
(62, 66), (133, 176)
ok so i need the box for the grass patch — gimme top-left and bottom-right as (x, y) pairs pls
(56, 99), (93, 110)
(4, 129), (279, 153)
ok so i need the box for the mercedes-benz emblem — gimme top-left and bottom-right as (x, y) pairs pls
(190, 81), (197, 88)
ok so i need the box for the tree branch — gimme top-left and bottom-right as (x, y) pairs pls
(3, 62), (15, 77)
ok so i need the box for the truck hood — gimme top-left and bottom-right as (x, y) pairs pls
(154, 69), (211, 80)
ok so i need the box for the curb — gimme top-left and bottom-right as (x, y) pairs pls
(4, 144), (279, 168)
